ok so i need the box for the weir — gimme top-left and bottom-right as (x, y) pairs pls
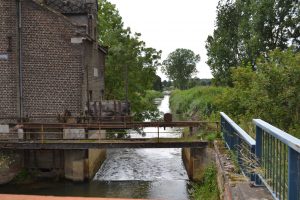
(0, 120), (211, 182)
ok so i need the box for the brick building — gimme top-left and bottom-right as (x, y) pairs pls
(0, 0), (106, 122)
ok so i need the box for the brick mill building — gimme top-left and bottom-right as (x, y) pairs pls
(0, 0), (106, 122)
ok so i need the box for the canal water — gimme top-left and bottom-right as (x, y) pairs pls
(0, 95), (192, 200)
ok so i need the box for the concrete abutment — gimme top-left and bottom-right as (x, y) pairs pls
(182, 146), (214, 181)
(16, 128), (107, 182)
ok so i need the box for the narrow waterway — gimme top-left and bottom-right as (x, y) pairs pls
(0, 95), (192, 200)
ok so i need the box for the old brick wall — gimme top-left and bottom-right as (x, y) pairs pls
(22, 0), (83, 118)
(0, 0), (19, 121)
(0, 0), (105, 122)
(81, 41), (105, 110)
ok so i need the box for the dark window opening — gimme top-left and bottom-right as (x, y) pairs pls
(89, 90), (93, 101)
(88, 14), (93, 36)
(7, 36), (12, 52)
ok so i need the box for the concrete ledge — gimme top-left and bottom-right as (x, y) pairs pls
(214, 141), (273, 200)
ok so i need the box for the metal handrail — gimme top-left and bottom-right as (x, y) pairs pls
(253, 119), (300, 200)
(220, 112), (256, 181)
(221, 112), (255, 146)
(253, 119), (300, 153)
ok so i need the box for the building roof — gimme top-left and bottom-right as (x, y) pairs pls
(45, 0), (97, 14)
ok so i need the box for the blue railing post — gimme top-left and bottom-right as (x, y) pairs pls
(250, 144), (256, 182)
(220, 112), (256, 182)
(255, 125), (262, 185)
(288, 147), (300, 200)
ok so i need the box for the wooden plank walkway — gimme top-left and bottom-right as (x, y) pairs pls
(0, 139), (208, 149)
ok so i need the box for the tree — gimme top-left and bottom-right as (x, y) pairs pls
(206, 0), (300, 86)
(162, 49), (200, 90)
(206, 0), (239, 86)
(218, 48), (300, 138)
(98, 0), (162, 120)
(162, 80), (172, 90)
(153, 75), (163, 91)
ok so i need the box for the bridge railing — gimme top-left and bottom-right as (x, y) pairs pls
(254, 119), (300, 200)
(220, 112), (256, 180)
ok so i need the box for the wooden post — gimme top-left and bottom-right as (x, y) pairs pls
(99, 124), (101, 141)
(189, 127), (193, 136)
(158, 124), (160, 143)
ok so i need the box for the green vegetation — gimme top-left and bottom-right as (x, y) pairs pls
(144, 90), (164, 101)
(162, 48), (200, 90)
(191, 165), (219, 200)
(153, 75), (163, 91)
(137, 90), (164, 120)
(170, 49), (300, 138)
(170, 86), (226, 121)
(219, 49), (300, 137)
(98, 0), (162, 121)
(206, 0), (299, 86)
(12, 169), (32, 184)
(11, 169), (36, 184)
(0, 151), (14, 170)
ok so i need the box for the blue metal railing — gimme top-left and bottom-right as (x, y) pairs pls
(220, 112), (256, 180)
(221, 113), (300, 200)
(254, 119), (300, 200)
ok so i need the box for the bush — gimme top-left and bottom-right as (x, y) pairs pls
(192, 165), (219, 200)
(170, 86), (226, 120)
(219, 49), (300, 138)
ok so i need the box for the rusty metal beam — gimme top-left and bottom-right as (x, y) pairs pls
(19, 121), (218, 130)
(0, 140), (208, 149)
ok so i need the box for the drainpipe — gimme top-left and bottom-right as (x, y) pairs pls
(17, 0), (23, 122)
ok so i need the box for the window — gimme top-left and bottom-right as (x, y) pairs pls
(89, 91), (93, 101)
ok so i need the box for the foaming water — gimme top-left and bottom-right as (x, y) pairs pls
(93, 95), (191, 199)
(95, 95), (188, 181)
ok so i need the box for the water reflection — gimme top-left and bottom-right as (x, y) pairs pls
(0, 180), (191, 200)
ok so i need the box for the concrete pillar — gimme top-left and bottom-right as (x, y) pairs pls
(64, 148), (107, 181)
(182, 147), (214, 181)
(87, 149), (106, 179)
(64, 150), (87, 181)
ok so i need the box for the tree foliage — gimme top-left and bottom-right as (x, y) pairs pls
(218, 49), (300, 138)
(153, 75), (163, 91)
(206, 0), (300, 86)
(162, 48), (200, 90)
(170, 49), (300, 138)
(98, 0), (162, 120)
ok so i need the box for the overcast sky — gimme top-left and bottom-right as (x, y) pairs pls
(108, 0), (219, 80)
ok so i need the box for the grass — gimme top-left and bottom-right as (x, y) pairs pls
(191, 165), (220, 200)
(170, 86), (226, 121)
